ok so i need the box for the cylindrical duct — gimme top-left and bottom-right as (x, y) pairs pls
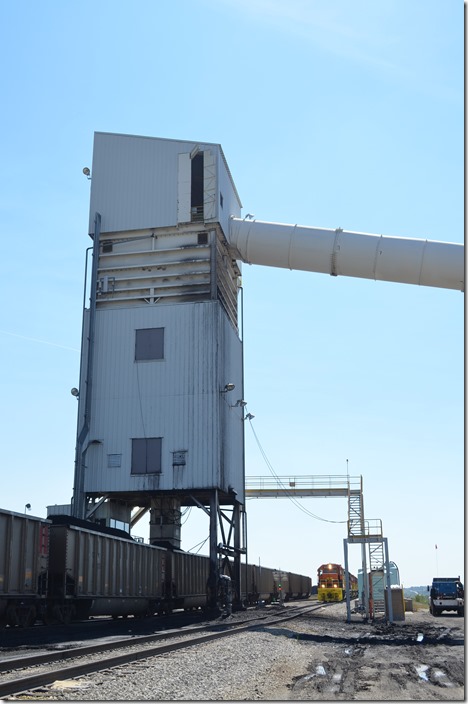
(229, 218), (464, 291)
(150, 497), (182, 549)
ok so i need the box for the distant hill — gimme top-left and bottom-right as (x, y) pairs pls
(404, 585), (429, 596)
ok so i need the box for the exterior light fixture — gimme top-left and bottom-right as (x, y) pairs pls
(234, 400), (247, 407)
(222, 383), (235, 393)
(244, 413), (255, 421)
(25, 503), (31, 513)
(83, 167), (91, 179)
(71, 387), (80, 398)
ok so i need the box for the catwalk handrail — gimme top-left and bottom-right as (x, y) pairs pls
(245, 475), (362, 493)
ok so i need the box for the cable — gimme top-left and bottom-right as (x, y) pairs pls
(188, 536), (210, 554)
(181, 506), (192, 525)
(245, 417), (346, 524)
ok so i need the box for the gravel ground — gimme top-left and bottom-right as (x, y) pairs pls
(13, 602), (464, 701)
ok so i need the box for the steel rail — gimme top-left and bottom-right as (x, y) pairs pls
(0, 603), (325, 698)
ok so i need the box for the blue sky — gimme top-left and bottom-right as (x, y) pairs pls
(0, 1), (463, 588)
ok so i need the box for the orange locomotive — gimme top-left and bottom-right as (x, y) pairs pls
(317, 563), (358, 602)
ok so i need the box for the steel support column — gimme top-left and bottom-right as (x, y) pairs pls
(208, 490), (219, 609)
(72, 212), (101, 519)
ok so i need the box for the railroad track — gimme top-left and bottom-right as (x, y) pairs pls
(0, 602), (329, 698)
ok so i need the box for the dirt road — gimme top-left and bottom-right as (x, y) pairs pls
(283, 602), (464, 700)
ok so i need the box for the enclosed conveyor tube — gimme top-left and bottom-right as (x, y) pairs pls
(229, 218), (464, 292)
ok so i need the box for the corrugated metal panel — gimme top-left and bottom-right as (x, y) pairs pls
(203, 149), (217, 221)
(217, 148), (242, 238)
(95, 227), (212, 307)
(89, 133), (242, 237)
(177, 152), (191, 224)
(84, 300), (243, 499)
(0, 509), (49, 598)
(49, 524), (165, 598)
(90, 133), (180, 233)
(173, 550), (210, 600)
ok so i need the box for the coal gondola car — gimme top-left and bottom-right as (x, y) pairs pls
(285, 571), (312, 600)
(317, 563), (358, 602)
(242, 563), (275, 604)
(0, 508), (50, 627)
(242, 563), (311, 604)
(46, 517), (168, 622)
(347, 571), (358, 599)
(0, 506), (313, 627)
(170, 549), (210, 611)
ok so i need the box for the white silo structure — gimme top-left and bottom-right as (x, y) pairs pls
(72, 131), (463, 610)
(73, 133), (245, 604)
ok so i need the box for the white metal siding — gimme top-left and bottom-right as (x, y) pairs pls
(90, 133), (179, 233)
(203, 149), (217, 221)
(89, 133), (242, 236)
(83, 301), (243, 499)
(217, 149), (242, 238)
(177, 152), (191, 224)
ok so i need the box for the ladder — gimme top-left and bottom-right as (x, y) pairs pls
(346, 479), (388, 619)
(369, 541), (386, 615)
(245, 474), (392, 621)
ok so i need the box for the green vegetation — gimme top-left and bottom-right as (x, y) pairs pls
(414, 593), (429, 605)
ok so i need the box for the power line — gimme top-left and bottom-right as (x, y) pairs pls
(246, 418), (346, 524)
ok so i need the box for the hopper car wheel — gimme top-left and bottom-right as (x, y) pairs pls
(5, 603), (36, 627)
(46, 604), (73, 625)
(6, 604), (20, 627)
(55, 605), (69, 624)
(19, 605), (37, 628)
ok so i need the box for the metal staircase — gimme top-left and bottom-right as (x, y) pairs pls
(345, 479), (389, 620)
(348, 479), (365, 538)
(245, 474), (393, 622)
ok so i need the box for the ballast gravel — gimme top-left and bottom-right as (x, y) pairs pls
(17, 603), (465, 701)
(46, 626), (309, 700)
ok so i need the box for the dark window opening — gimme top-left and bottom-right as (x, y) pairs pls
(220, 192), (224, 209)
(131, 437), (162, 474)
(191, 152), (204, 221)
(102, 241), (113, 253)
(198, 232), (208, 245)
(135, 328), (164, 361)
